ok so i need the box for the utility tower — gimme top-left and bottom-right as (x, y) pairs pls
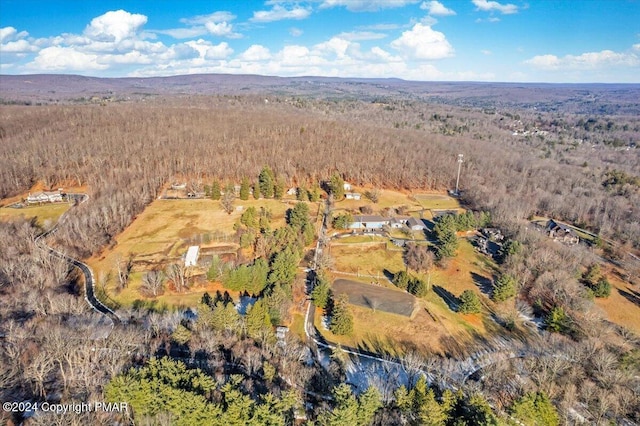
(455, 154), (464, 196)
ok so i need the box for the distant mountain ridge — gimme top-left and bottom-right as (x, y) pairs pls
(1, 73), (639, 115)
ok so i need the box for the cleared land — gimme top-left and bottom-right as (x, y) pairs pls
(88, 197), (319, 307)
(0, 203), (70, 227)
(333, 278), (417, 317)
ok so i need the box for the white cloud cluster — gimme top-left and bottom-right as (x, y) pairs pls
(525, 49), (639, 71)
(156, 10), (241, 39)
(421, 1), (456, 16)
(250, 5), (311, 22)
(390, 23), (454, 60)
(319, 0), (420, 12)
(472, 0), (518, 15)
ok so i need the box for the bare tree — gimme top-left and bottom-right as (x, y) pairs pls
(221, 187), (236, 215)
(140, 270), (166, 297)
(165, 262), (187, 292)
(404, 243), (434, 273)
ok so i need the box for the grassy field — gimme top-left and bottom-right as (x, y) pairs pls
(88, 198), (319, 308)
(0, 203), (70, 228)
(317, 236), (505, 356)
(329, 243), (405, 277)
(413, 193), (462, 210)
(594, 267), (640, 334)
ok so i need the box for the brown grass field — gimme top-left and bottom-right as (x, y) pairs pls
(87, 197), (319, 307)
(333, 278), (418, 317)
(594, 266), (640, 334)
(0, 203), (70, 228)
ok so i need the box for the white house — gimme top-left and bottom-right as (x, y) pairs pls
(343, 182), (352, 191)
(345, 192), (361, 200)
(185, 246), (200, 267)
(26, 191), (63, 204)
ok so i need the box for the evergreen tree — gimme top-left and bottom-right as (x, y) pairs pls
(252, 181), (261, 199)
(311, 273), (331, 309)
(287, 202), (311, 230)
(329, 173), (345, 199)
(592, 277), (611, 298)
(268, 247), (300, 287)
(330, 293), (354, 335)
(510, 392), (559, 426)
(221, 183), (235, 214)
(259, 166), (275, 198)
(296, 185), (309, 201)
(393, 270), (411, 291)
(211, 180), (221, 200)
(357, 387), (382, 425)
(458, 290), (481, 314)
(433, 214), (458, 259)
(492, 273), (517, 302)
(408, 277), (429, 297)
(274, 177), (285, 199)
(239, 176), (250, 200)
(318, 384), (359, 426)
(240, 206), (258, 229)
(545, 306), (568, 333)
(332, 213), (353, 230)
(582, 263), (601, 286)
(309, 183), (322, 202)
(245, 300), (271, 339)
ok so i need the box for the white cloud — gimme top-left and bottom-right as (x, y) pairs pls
(180, 12), (236, 25)
(155, 27), (208, 39)
(481, 49), (492, 55)
(27, 46), (108, 71)
(185, 39), (233, 60)
(84, 10), (148, 43)
(472, 0), (518, 14)
(1, 27), (17, 43)
(390, 23), (454, 60)
(289, 27), (303, 37)
(204, 21), (241, 38)
(1, 39), (38, 53)
(250, 5), (311, 22)
(633, 44), (640, 52)
(337, 31), (387, 41)
(524, 49), (639, 70)
(421, 1), (456, 16)
(319, 0), (420, 12)
(239, 45), (271, 61)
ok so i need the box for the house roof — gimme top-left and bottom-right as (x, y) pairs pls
(546, 220), (578, 237)
(407, 217), (425, 228)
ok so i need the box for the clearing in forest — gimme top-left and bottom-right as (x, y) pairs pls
(87, 197), (319, 307)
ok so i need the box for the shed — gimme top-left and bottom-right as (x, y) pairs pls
(407, 217), (426, 231)
(185, 246), (200, 267)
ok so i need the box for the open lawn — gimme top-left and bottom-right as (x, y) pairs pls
(88, 198), (318, 307)
(0, 203), (70, 228)
(315, 295), (502, 357)
(330, 242), (405, 277)
(333, 279), (418, 317)
(413, 193), (461, 210)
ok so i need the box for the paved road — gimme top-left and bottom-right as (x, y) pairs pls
(35, 194), (120, 326)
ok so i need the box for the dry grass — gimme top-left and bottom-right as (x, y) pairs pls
(0, 203), (70, 228)
(88, 198), (318, 307)
(329, 243), (405, 277)
(413, 193), (461, 210)
(594, 268), (640, 334)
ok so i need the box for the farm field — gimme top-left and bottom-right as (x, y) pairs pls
(87, 197), (320, 307)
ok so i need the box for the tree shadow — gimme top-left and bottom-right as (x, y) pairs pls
(617, 287), (640, 307)
(470, 272), (493, 296)
(433, 285), (459, 311)
(382, 268), (396, 282)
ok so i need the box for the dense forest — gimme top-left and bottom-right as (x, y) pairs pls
(1, 85), (639, 424)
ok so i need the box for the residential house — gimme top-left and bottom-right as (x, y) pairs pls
(545, 220), (580, 245)
(343, 182), (352, 191)
(26, 191), (63, 204)
(406, 217), (426, 231)
(345, 192), (361, 200)
(349, 215), (410, 230)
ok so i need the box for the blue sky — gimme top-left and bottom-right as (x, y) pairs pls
(1, 0), (639, 82)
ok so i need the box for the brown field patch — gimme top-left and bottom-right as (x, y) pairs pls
(333, 279), (418, 317)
